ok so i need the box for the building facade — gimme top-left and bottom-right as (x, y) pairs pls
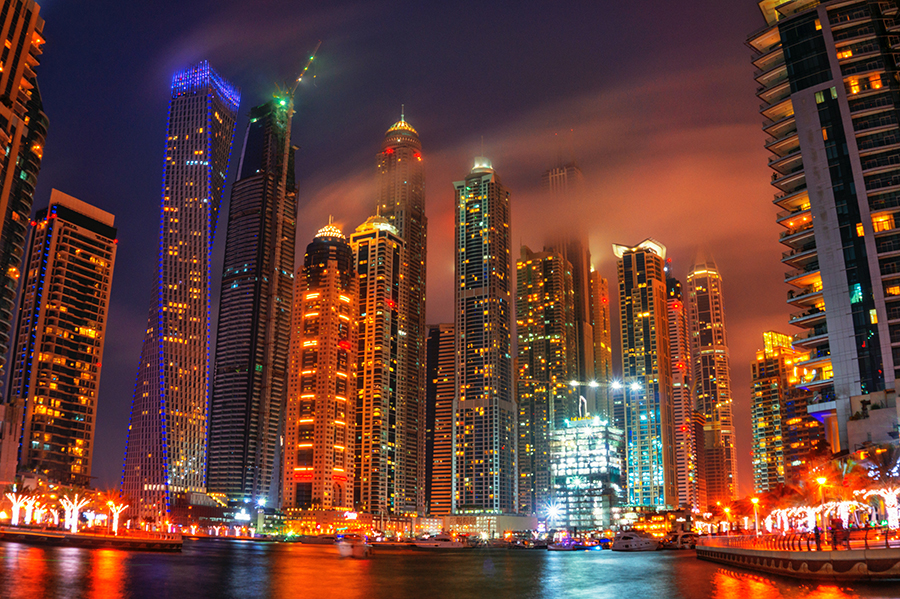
(122, 62), (239, 520)
(377, 114), (426, 514)
(614, 239), (676, 508)
(0, 0), (47, 387)
(349, 215), (406, 515)
(6, 190), (116, 486)
(282, 224), (357, 511)
(425, 323), (454, 515)
(549, 416), (624, 531)
(516, 246), (575, 516)
(748, 0), (900, 454)
(687, 259), (737, 503)
(667, 276), (701, 512)
(752, 331), (825, 493)
(453, 157), (515, 513)
(590, 270), (614, 421)
(207, 97), (297, 506)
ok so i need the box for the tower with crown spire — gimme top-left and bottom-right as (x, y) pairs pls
(377, 112), (426, 515)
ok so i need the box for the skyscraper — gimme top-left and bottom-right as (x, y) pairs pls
(349, 215), (405, 515)
(686, 259), (736, 503)
(6, 190), (116, 486)
(667, 275), (700, 512)
(282, 224), (357, 511)
(377, 113), (426, 514)
(0, 0), (47, 387)
(590, 270), (613, 420)
(614, 239), (676, 508)
(749, 0), (900, 453)
(516, 246), (575, 515)
(453, 157), (515, 513)
(426, 323), (454, 515)
(207, 96), (297, 506)
(752, 331), (825, 493)
(122, 62), (239, 520)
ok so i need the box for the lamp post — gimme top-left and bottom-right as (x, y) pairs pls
(816, 476), (827, 529)
(751, 497), (760, 536)
(723, 507), (731, 534)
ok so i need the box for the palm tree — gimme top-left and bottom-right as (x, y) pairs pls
(855, 444), (900, 528)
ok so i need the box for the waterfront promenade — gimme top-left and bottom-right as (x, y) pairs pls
(697, 530), (900, 581)
(0, 526), (182, 552)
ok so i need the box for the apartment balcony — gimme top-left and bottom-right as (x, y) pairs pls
(761, 96), (794, 122)
(795, 349), (832, 370)
(782, 244), (818, 269)
(763, 113), (797, 139)
(759, 79), (792, 106)
(793, 327), (829, 349)
(887, 303), (900, 322)
(776, 205), (811, 226)
(755, 62), (788, 91)
(772, 167), (806, 194)
(773, 186), (808, 211)
(765, 130), (800, 158)
(789, 305), (826, 327)
(779, 221), (815, 245)
(787, 284), (823, 307)
(769, 147), (803, 174)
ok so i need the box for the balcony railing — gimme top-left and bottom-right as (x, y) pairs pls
(780, 222), (814, 240)
(788, 285), (822, 300)
(789, 305), (825, 323)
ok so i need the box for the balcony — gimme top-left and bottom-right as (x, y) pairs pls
(765, 129), (799, 157)
(787, 284), (823, 303)
(782, 246), (818, 270)
(772, 167), (806, 194)
(773, 186), (808, 210)
(763, 112), (796, 138)
(789, 305), (826, 326)
(779, 221), (815, 244)
(776, 205), (811, 226)
(793, 327), (829, 348)
(769, 148), (803, 174)
(760, 96), (793, 123)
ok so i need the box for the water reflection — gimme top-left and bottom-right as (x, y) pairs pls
(0, 541), (897, 599)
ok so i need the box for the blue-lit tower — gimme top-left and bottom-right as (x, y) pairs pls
(122, 62), (239, 521)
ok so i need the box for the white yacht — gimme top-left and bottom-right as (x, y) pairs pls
(337, 535), (372, 558)
(610, 531), (659, 552)
(413, 534), (466, 549)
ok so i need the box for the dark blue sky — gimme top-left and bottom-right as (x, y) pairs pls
(32, 0), (781, 493)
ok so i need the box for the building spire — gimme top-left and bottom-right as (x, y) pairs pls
(401, 104), (405, 121)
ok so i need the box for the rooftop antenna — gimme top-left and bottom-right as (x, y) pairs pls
(328, 214), (334, 225)
(401, 104), (405, 121)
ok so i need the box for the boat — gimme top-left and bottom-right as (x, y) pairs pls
(298, 534), (336, 545)
(610, 530), (659, 552)
(661, 531), (698, 550)
(548, 538), (591, 551)
(336, 535), (372, 558)
(413, 533), (466, 549)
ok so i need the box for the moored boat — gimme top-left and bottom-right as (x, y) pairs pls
(413, 533), (466, 549)
(610, 530), (659, 552)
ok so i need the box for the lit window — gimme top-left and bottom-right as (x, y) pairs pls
(870, 74), (883, 90)
(870, 309), (878, 324)
(873, 213), (895, 232)
(856, 223), (864, 237)
(885, 285), (900, 296)
(837, 49), (853, 59)
(815, 19), (822, 30)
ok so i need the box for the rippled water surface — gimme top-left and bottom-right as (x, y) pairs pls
(0, 539), (896, 599)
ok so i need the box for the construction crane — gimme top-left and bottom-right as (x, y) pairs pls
(292, 40), (322, 97)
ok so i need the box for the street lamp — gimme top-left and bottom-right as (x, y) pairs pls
(723, 507), (731, 534)
(815, 476), (827, 531)
(751, 497), (760, 536)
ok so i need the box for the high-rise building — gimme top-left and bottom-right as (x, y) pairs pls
(692, 410), (707, 511)
(590, 269), (613, 420)
(686, 259), (737, 503)
(5, 190), (116, 486)
(282, 224), (357, 511)
(748, 0), (900, 453)
(426, 323), (454, 515)
(453, 157), (515, 513)
(122, 62), (239, 520)
(667, 275), (700, 512)
(614, 239), (676, 508)
(207, 97), (297, 506)
(377, 114), (426, 514)
(752, 331), (825, 493)
(516, 246), (575, 516)
(349, 215), (406, 515)
(0, 0), (47, 387)
(549, 415), (624, 531)
(544, 163), (594, 410)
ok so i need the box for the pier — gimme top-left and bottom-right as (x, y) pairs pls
(0, 526), (182, 552)
(697, 531), (900, 581)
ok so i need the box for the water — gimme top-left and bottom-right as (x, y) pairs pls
(0, 539), (896, 599)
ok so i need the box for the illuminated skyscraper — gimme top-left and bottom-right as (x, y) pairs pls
(614, 239), (676, 508)
(6, 190), (116, 486)
(453, 157), (515, 513)
(687, 259), (737, 503)
(516, 246), (575, 515)
(282, 224), (357, 511)
(349, 215), (406, 515)
(549, 416), (624, 530)
(667, 275), (700, 512)
(426, 323), (454, 515)
(0, 0), (47, 387)
(207, 97), (297, 505)
(122, 62), (239, 520)
(751, 331), (824, 493)
(749, 0), (900, 453)
(590, 270), (613, 419)
(377, 113), (426, 513)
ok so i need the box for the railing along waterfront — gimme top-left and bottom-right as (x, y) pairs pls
(698, 528), (900, 552)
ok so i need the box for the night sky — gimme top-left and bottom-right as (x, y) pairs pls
(31, 0), (785, 494)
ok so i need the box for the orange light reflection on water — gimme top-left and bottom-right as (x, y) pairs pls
(8, 545), (48, 599)
(87, 549), (125, 599)
(711, 569), (861, 599)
